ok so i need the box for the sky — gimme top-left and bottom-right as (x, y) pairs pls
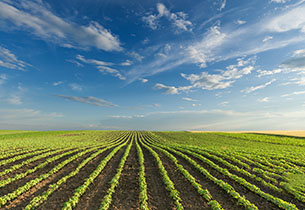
(1, 0), (305, 131)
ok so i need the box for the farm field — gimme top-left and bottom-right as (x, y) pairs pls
(0, 131), (305, 210)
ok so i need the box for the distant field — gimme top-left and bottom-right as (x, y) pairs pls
(191, 130), (305, 137)
(0, 130), (304, 210)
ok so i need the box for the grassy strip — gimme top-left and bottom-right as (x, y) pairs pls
(62, 133), (131, 210)
(0, 146), (100, 207)
(99, 135), (133, 209)
(135, 134), (149, 210)
(142, 136), (224, 210)
(139, 137), (184, 210)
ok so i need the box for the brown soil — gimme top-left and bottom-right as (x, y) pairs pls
(109, 143), (140, 210)
(73, 146), (126, 210)
(184, 150), (282, 210)
(141, 145), (175, 210)
(155, 149), (210, 210)
(36, 147), (114, 210)
(3, 149), (97, 210)
(168, 148), (241, 210)
(196, 150), (305, 209)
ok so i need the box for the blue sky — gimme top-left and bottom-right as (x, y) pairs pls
(1, 0), (305, 131)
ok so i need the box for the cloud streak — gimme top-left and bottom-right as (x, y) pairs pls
(0, 1), (122, 51)
(241, 79), (276, 93)
(56, 95), (118, 107)
(0, 46), (30, 70)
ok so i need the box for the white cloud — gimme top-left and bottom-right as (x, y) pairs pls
(76, 55), (125, 80)
(142, 14), (159, 30)
(236, 20), (246, 25)
(241, 79), (276, 93)
(258, 97), (269, 102)
(140, 78), (148, 83)
(7, 95), (22, 105)
(69, 83), (82, 91)
(187, 26), (227, 68)
(282, 77), (305, 86)
(128, 51), (144, 62)
(76, 55), (113, 66)
(281, 90), (305, 97)
(264, 4), (305, 33)
(270, 0), (287, 3)
(262, 36), (273, 42)
(257, 69), (282, 77)
(182, 97), (197, 102)
(53, 81), (64, 86)
(0, 46), (30, 70)
(0, 74), (8, 85)
(56, 95), (118, 107)
(181, 72), (233, 90)
(0, 1), (122, 51)
(143, 3), (192, 32)
(154, 83), (192, 95)
(111, 114), (145, 119)
(120, 60), (132, 66)
(293, 48), (305, 56)
(219, 0), (227, 11)
(218, 101), (229, 106)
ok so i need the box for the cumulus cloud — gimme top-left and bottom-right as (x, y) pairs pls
(270, 0), (288, 3)
(282, 77), (305, 86)
(0, 46), (30, 70)
(142, 3), (192, 32)
(0, 1), (122, 51)
(219, 0), (227, 11)
(120, 60), (132, 66)
(111, 115), (145, 119)
(154, 83), (192, 95)
(181, 57), (255, 91)
(56, 95), (118, 107)
(76, 55), (125, 80)
(257, 69), (282, 77)
(241, 79), (276, 93)
(140, 78), (148, 83)
(236, 20), (246, 25)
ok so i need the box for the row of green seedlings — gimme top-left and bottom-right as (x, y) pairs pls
(146, 132), (305, 205)
(98, 137), (134, 209)
(201, 148), (281, 184)
(141, 136), (224, 210)
(62, 134), (131, 210)
(150, 134), (305, 205)
(0, 143), (111, 208)
(0, 148), (72, 178)
(135, 134), (149, 210)
(181, 146), (284, 193)
(0, 131), (127, 180)
(138, 134), (184, 210)
(143, 134), (259, 210)
(0, 148), (80, 188)
(23, 135), (128, 210)
(0, 148), (51, 168)
(0, 147), (36, 161)
(172, 145), (299, 210)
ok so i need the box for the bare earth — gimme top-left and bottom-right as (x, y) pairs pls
(190, 130), (305, 137)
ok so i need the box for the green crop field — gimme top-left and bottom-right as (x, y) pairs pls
(0, 130), (304, 210)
